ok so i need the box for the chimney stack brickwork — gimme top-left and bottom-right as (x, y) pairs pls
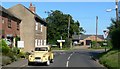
(29, 3), (36, 13)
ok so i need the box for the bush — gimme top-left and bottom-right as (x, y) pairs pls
(110, 28), (120, 49)
(18, 52), (25, 58)
(0, 40), (2, 52)
(6, 52), (18, 62)
(91, 41), (101, 49)
(1, 40), (10, 55)
(12, 47), (19, 55)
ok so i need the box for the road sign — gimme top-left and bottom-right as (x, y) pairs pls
(103, 43), (107, 46)
(17, 41), (24, 48)
(57, 40), (65, 42)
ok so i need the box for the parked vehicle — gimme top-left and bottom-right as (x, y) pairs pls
(28, 45), (54, 66)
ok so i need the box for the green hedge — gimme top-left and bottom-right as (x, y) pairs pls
(110, 28), (120, 49)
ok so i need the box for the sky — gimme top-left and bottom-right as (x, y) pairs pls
(0, 2), (117, 35)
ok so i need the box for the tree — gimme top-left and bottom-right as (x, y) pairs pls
(107, 18), (120, 49)
(46, 10), (85, 45)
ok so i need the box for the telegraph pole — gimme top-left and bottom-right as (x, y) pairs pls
(115, 0), (119, 27)
(68, 15), (71, 48)
(68, 16), (70, 39)
(96, 16), (98, 47)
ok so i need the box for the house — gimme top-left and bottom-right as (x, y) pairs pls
(72, 34), (104, 47)
(8, 3), (47, 52)
(0, 5), (21, 47)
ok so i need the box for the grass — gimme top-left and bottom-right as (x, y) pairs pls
(97, 49), (120, 69)
(90, 46), (112, 50)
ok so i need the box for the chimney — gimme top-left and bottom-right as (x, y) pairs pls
(29, 3), (36, 13)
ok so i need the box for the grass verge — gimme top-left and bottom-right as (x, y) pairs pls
(97, 49), (120, 69)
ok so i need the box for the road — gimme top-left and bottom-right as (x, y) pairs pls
(2, 49), (105, 68)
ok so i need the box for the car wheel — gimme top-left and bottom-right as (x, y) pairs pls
(28, 62), (32, 66)
(50, 59), (54, 63)
(46, 60), (50, 66)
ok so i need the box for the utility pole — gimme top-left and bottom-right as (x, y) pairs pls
(115, 0), (119, 27)
(68, 15), (71, 48)
(68, 16), (70, 39)
(96, 16), (98, 47)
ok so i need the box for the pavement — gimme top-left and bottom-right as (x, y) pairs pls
(2, 49), (106, 68)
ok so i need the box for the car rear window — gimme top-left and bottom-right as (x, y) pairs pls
(35, 47), (48, 51)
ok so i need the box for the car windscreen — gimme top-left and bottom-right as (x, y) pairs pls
(35, 47), (48, 51)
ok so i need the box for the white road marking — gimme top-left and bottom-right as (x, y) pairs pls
(68, 56), (71, 60)
(66, 61), (69, 67)
(66, 52), (74, 67)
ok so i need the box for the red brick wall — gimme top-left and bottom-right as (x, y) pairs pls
(0, 16), (20, 38)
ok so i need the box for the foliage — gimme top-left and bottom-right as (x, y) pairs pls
(15, 36), (20, 47)
(0, 40), (2, 52)
(46, 10), (85, 45)
(1, 40), (10, 55)
(110, 28), (120, 49)
(107, 19), (120, 49)
(17, 51), (25, 58)
(0, 39), (27, 65)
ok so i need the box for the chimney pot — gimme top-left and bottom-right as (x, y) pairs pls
(29, 3), (35, 13)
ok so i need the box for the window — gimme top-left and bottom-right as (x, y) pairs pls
(35, 39), (37, 47)
(2, 18), (4, 24)
(38, 40), (40, 46)
(41, 25), (43, 32)
(44, 40), (46, 45)
(41, 40), (42, 45)
(17, 23), (19, 30)
(35, 22), (38, 30)
(35, 47), (48, 51)
(8, 18), (11, 28)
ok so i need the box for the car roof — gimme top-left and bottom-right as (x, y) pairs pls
(35, 45), (51, 48)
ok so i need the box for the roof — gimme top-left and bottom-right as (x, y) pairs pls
(72, 34), (104, 40)
(72, 35), (81, 40)
(0, 5), (21, 21)
(8, 4), (47, 25)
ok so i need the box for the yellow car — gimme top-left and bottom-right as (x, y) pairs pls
(28, 45), (54, 66)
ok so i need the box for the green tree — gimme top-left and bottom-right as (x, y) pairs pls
(107, 19), (120, 49)
(46, 10), (85, 45)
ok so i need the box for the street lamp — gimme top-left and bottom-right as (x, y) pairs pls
(106, 0), (119, 27)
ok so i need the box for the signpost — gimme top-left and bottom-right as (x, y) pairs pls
(17, 41), (24, 52)
(57, 40), (65, 49)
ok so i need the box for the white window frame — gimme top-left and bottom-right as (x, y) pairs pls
(35, 22), (38, 30)
(44, 40), (46, 45)
(35, 39), (38, 47)
(38, 40), (40, 46)
(41, 25), (43, 32)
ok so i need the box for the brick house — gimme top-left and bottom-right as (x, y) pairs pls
(8, 3), (47, 52)
(0, 5), (21, 47)
(72, 34), (104, 47)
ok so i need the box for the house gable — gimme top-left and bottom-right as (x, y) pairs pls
(8, 4), (35, 20)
